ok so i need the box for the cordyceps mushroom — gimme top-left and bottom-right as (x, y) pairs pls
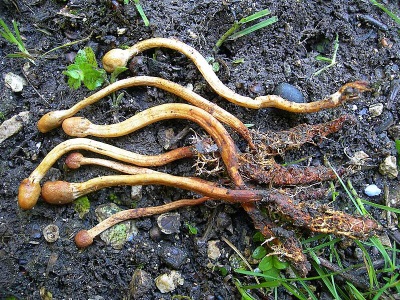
(102, 37), (370, 112)
(37, 76), (254, 148)
(18, 138), (196, 210)
(41, 173), (264, 205)
(62, 103), (245, 187)
(75, 197), (211, 248)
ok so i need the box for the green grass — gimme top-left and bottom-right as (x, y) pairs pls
(214, 9), (278, 50)
(232, 161), (399, 299)
(0, 18), (34, 63)
(124, 0), (149, 26)
(314, 33), (339, 76)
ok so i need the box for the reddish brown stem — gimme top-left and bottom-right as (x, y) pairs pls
(41, 174), (264, 205)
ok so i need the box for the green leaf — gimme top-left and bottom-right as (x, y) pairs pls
(395, 140), (400, 155)
(67, 76), (82, 90)
(74, 48), (88, 65)
(84, 46), (98, 67)
(258, 255), (273, 271)
(110, 66), (128, 83)
(82, 67), (105, 90)
(252, 231), (264, 242)
(262, 267), (280, 279)
(252, 246), (267, 259)
(272, 256), (288, 270)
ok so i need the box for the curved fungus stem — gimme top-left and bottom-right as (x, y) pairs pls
(41, 174), (264, 205)
(65, 152), (160, 174)
(37, 76), (253, 148)
(75, 197), (210, 248)
(62, 103), (245, 187)
(102, 38), (369, 112)
(18, 138), (195, 210)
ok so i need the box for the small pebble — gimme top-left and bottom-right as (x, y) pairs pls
(155, 270), (184, 293)
(129, 269), (153, 299)
(149, 226), (162, 241)
(131, 185), (143, 202)
(43, 224), (59, 243)
(350, 151), (369, 165)
(248, 82), (265, 94)
(95, 203), (138, 249)
(369, 103), (383, 117)
(157, 212), (181, 234)
(379, 156), (398, 179)
(4, 72), (26, 92)
(159, 245), (188, 269)
(388, 125), (400, 140)
(216, 212), (232, 230)
(364, 184), (381, 197)
(273, 83), (304, 103)
(207, 240), (221, 260)
(0, 111), (30, 144)
(30, 224), (42, 239)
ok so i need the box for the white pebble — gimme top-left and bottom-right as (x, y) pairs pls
(0, 111), (30, 144)
(155, 271), (184, 293)
(207, 240), (221, 260)
(364, 184), (381, 197)
(369, 103), (384, 117)
(5, 72), (26, 92)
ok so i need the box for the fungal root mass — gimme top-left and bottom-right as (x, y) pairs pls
(18, 38), (379, 276)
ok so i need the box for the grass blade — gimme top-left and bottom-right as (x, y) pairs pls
(360, 199), (400, 213)
(133, 0), (149, 26)
(12, 20), (25, 52)
(0, 18), (18, 45)
(228, 16), (278, 40)
(239, 9), (270, 24)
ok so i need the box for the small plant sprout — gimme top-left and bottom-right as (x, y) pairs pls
(184, 222), (198, 235)
(124, 0), (149, 26)
(214, 9), (278, 50)
(63, 46), (106, 90)
(314, 33), (339, 76)
(0, 18), (34, 63)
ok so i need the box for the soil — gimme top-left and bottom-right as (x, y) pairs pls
(0, 1), (399, 299)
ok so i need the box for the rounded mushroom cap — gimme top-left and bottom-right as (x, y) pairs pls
(41, 181), (75, 205)
(18, 179), (41, 210)
(75, 230), (94, 248)
(62, 117), (92, 137)
(102, 48), (130, 73)
(65, 152), (84, 169)
(37, 111), (66, 133)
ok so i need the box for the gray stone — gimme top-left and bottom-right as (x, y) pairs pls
(274, 83), (305, 103)
(5, 72), (26, 92)
(369, 103), (384, 117)
(155, 270), (184, 293)
(159, 245), (188, 269)
(95, 203), (138, 249)
(131, 185), (143, 202)
(207, 240), (221, 260)
(0, 111), (30, 144)
(129, 269), (153, 299)
(379, 156), (398, 179)
(157, 212), (181, 234)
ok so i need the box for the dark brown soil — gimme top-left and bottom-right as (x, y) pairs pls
(1, 1), (399, 299)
